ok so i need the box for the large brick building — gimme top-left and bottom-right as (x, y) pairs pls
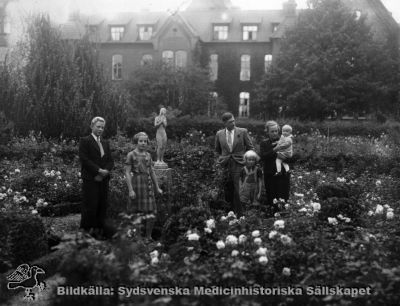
(1, 0), (399, 117)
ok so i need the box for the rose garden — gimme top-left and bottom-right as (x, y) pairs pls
(0, 118), (400, 305)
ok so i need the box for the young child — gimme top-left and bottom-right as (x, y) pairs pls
(239, 150), (263, 205)
(124, 132), (162, 240)
(274, 124), (293, 176)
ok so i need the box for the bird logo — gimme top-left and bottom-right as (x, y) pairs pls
(6, 264), (46, 301)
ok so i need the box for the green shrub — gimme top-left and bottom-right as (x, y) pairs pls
(0, 212), (48, 270)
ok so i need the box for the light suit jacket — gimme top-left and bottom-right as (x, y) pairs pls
(215, 127), (254, 167)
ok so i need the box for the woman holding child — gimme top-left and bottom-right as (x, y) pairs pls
(259, 121), (291, 208)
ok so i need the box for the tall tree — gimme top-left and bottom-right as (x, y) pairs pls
(253, 0), (399, 120)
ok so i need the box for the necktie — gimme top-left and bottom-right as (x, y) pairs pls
(97, 137), (105, 157)
(227, 130), (233, 152)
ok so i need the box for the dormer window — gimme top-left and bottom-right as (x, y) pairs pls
(110, 26), (125, 41)
(139, 25), (153, 41)
(213, 25), (228, 40)
(242, 25), (258, 41)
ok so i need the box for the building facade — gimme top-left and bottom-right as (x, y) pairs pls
(2, 0), (399, 117)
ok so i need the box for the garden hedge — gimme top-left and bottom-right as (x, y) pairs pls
(125, 116), (400, 140)
(0, 212), (48, 272)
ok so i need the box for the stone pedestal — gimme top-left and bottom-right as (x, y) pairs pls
(154, 167), (172, 213)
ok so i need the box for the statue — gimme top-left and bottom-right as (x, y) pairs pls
(154, 107), (168, 168)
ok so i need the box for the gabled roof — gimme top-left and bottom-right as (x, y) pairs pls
(60, 8), (291, 43)
(181, 9), (287, 42)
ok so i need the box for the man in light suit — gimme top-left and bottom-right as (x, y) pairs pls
(79, 116), (114, 239)
(215, 112), (254, 215)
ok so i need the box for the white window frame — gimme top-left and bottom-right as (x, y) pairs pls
(162, 50), (174, 66)
(242, 25), (258, 41)
(175, 50), (187, 68)
(110, 26), (125, 41)
(264, 54), (272, 72)
(138, 25), (153, 40)
(141, 54), (153, 66)
(209, 54), (218, 81)
(112, 54), (123, 80)
(239, 92), (250, 118)
(240, 54), (251, 81)
(213, 25), (229, 40)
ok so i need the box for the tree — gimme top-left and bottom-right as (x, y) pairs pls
(0, 14), (129, 137)
(125, 62), (213, 117)
(254, 0), (399, 120)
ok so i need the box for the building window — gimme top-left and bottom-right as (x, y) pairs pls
(209, 54), (218, 81)
(141, 54), (153, 66)
(242, 25), (258, 41)
(272, 23), (280, 33)
(162, 50), (174, 66)
(175, 50), (187, 68)
(240, 54), (251, 81)
(264, 54), (272, 72)
(110, 26), (125, 41)
(213, 25), (228, 40)
(239, 92), (250, 118)
(112, 54), (122, 80)
(138, 26), (153, 40)
(208, 92), (218, 117)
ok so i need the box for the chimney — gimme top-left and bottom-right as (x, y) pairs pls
(283, 0), (297, 17)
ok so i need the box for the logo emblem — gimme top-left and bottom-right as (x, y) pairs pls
(7, 264), (46, 301)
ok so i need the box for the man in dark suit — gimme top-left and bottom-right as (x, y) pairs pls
(215, 112), (254, 215)
(79, 116), (114, 238)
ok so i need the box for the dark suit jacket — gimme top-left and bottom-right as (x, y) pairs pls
(215, 127), (254, 167)
(79, 135), (114, 181)
(259, 138), (278, 175)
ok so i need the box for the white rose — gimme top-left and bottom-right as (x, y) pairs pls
(204, 227), (212, 234)
(254, 238), (262, 245)
(280, 235), (292, 245)
(274, 220), (285, 229)
(375, 204), (384, 214)
(225, 235), (238, 246)
(328, 217), (338, 225)
(311, 202), (321, 211)
(227, 211), (236, 218)
(268, 230), (278, 239)
(367, 210), (374, 216)
(251, 230), (260, 237)
(31, 209), (38, 215)
(187, 233), (200, 241)
(238, 234), (247, 244)
(259, 256), (268, 265)
(216, 240), (225, 249)
(151, 257), (159, 265)
(206, 219), (216, 229)
(150, 250), (159, 258)
(256, 247), (267, 256)
(282, 267), (291, 276)
(386, 211), (394, 220)
(231, 250), (239, 257)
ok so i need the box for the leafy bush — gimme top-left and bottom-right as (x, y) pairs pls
(0, 212), (48, 271)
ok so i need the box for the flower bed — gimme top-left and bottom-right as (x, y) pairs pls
(0, 131), (399, 304)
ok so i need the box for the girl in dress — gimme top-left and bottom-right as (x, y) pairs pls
(124, 132), (162, 240)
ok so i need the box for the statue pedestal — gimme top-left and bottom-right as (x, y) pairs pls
(154, 167), (172, 213)
(154, 161), (168, 170)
